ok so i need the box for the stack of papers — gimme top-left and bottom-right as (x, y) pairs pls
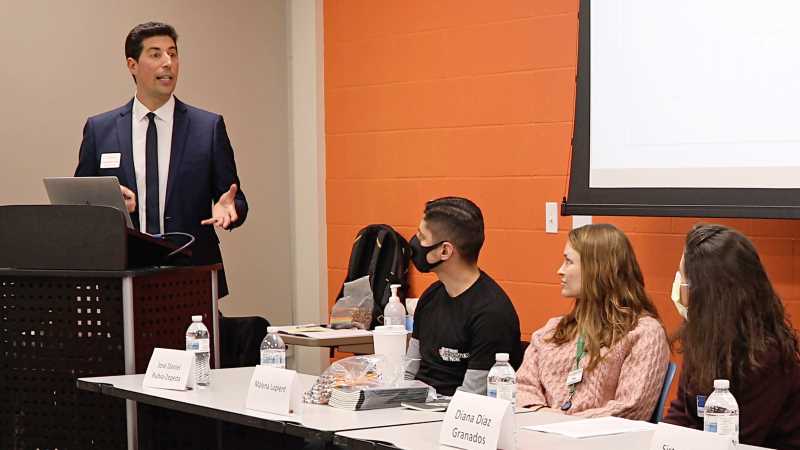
(401, 399), (450, 412)
(329, 381), (430, 411)
(523, 416), (657, 438)
(272, 325), (372, 339)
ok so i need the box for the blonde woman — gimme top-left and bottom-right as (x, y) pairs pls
(517, 224), (669, 419)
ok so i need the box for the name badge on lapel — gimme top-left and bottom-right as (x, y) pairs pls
(100, 153), (121, 169)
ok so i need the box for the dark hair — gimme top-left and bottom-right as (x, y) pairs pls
(423, 197), (484, 264)
(549, 224), (663, 371)
(125, 22), (178, 61)
(679, 224), (800, 393)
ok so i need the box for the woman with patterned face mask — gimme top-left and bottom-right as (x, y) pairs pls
(516, 224), (669, 420)
(664, 224), (800, 449)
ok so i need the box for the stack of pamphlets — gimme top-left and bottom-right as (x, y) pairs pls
(329, 380), (430, 410)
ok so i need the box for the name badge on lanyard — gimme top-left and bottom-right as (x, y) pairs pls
(560, 335), (586, 411)
(696, 395), (706, 418)
(566, 368), (583, 386)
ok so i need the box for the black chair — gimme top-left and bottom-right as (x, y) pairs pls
(219, 314), (270, 368)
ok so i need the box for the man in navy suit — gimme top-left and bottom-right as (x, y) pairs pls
(74, 22), (247, 297)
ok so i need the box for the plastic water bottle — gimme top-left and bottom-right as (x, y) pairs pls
(487, 353), (516, 407)
(383, 284), (407, 327)
(703, 379), (739, 444)
(185, 315), (210, 387)
(260, 327), (286, 368)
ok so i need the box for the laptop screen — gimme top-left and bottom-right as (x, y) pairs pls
(43, 176), (134, 229)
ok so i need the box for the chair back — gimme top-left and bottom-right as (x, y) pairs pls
(650, 361), (678, 423)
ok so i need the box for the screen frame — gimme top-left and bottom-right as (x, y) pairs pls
(562, 0), (800, 219)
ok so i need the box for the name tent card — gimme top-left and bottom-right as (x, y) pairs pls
(142, 348), (194, 390)
(439, 390), (514, 450)
(245, 366), (302, 416)
(649, 422), (734, 450)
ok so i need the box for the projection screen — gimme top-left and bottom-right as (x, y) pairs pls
(563, 0), (800, 218)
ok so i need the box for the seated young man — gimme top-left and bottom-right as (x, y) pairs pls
(405, 196), (522, 397)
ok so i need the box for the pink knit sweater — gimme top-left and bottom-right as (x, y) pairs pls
(517, 315), (669, 420)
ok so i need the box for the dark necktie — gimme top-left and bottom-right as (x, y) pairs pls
(145, 112), (160, 235)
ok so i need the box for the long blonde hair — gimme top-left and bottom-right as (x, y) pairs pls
(548, 224), (662, 370)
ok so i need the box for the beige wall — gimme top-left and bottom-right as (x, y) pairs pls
(0, 1), (295, 325)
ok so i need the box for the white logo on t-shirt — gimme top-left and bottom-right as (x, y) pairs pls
(439, 347), (470, 362)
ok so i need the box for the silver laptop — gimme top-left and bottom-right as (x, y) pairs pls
(43, 176), (134, 228)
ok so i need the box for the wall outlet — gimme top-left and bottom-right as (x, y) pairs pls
(545, 202), (558, 234)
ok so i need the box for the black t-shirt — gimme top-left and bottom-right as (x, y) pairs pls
(412, 271), (522, 396)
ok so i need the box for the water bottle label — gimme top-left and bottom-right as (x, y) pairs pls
(385, 317), (405, 326)
(497, 384), (516, 404)
(260, 350), (286, 368)
(487, 386), (497, 398)
(716, 416), (738, 440)
(705, 415), (739, 444)
(186, 338), (209, 353)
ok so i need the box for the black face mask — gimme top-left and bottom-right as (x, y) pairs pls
(409, 235), (446, 273)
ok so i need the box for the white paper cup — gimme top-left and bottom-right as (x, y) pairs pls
(372, 325), (408, 358)
(373, 325), (408, 385)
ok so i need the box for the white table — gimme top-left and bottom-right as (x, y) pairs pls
(334, 410), (772, 450)
(77, 366), (445, 447)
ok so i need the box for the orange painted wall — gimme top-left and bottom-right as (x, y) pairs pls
(323, 0), (800, 352)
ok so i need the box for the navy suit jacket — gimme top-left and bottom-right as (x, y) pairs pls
(74, 97), (248, 296)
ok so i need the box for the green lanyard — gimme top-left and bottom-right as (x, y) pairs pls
(571, 335), (586, 391)
(561, 335), (586, 411)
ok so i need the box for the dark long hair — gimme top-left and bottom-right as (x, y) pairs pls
(549, 224), (663, 371)
(679, 224), (800, 393)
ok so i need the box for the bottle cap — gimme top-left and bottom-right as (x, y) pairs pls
(713, 379), (729, 389)
(267, 326), (278, 333)
(495, 353), (509, 362)
(192, 315), (203, 322)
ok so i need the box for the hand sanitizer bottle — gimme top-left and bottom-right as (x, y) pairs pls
(383, 284), (406, 327)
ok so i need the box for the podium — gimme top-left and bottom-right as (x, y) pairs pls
(0, 205), (221, 450)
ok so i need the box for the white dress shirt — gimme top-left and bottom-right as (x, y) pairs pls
(132, 95), (174, 234)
